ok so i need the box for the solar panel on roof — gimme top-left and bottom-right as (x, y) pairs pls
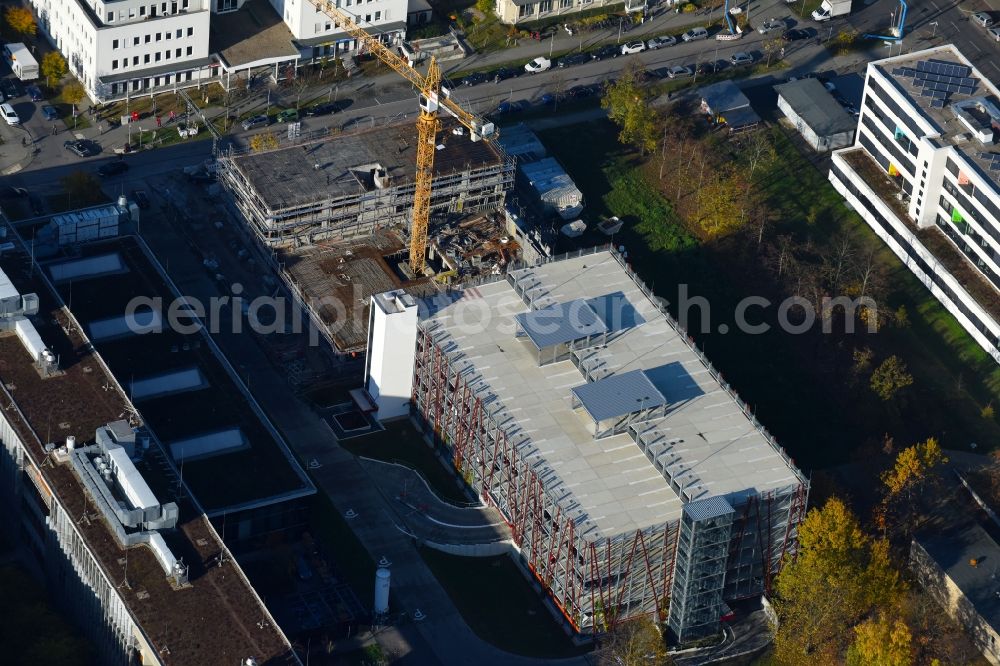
(921, 89), (934, 97)
(892, 68), (905, 76)
(931, 99), (946, 108)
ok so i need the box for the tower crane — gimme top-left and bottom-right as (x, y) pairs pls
(306, 0), (496, 275)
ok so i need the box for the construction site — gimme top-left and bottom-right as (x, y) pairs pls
(379, 247), (808, 641)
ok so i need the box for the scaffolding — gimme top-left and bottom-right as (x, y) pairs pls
(216, 122), (516, 249)
(406, 247), (809, 640)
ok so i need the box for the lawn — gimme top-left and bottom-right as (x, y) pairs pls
(338, 420), (472, 505)
(536, 118), (1000, 469)
(419, 549), (589, 658)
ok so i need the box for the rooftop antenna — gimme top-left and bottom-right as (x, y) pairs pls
(118, 547), (132, 590)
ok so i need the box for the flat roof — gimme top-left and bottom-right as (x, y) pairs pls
(0, 238), (294, 665)
(44, 238), (314, 513)
(774, 77), (857, 137)
(422, 250), (804, 538)
(210, 0), (299, 69)
(515, 298), (607, 349)
(572, 369), (667, 423)
(227, 119), (504, 212)
(917, 520), (1000, 632)
(872, 45), (1000, 190)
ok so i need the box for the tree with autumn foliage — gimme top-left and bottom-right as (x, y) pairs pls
(771, 498), (902, 665)
(597, 616), (670, 666)
(870, 355), (914, 401)
(846, 613), (914, 666)
(601, 60), (659, 156)
(877, 437), (947, 536)
(5, 6), (35, 38)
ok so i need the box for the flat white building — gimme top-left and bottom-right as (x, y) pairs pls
(829, 45), (1000, 363)
(494, 0), (644, 25)
(365, 289), (418, 420)
(274, 0), (407, 62)
(30, 0), (215, 101)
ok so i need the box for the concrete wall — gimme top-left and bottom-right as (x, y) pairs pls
(910, 539), (1000, 666)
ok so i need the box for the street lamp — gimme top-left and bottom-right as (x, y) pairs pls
(618, 16), (624, 44)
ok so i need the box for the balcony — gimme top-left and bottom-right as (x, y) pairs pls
(841, 148), (1000, 325)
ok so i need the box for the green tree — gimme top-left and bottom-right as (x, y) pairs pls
(476, 0), (494, 14)
(5, 6), (36, 38)
(870, 355), (913, 401)
(772, 498), (902, 665)
(597, 616), (669, 666)
(41, 51), (68, 88)
(601, 60), (658, 155)
(846, 613), (913, 666)
(60, 171), (105, 208)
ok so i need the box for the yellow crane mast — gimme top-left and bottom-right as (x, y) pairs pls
(308, 0), (496, 275)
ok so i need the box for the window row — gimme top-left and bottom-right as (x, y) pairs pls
(111, 47), (193, 69)
(519, 0), (583, 17)
(112, 26), (194, 49)
(106, 0), (190, 23)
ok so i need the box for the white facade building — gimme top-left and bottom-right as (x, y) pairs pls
(829, 45), (1000, 363)
(30, 0), (215, 101)
(365, 289), (418, 420)
(278, 0), (408, 63)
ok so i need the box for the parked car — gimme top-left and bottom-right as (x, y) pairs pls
(591, 44), (619, 60)
(305, 102), (338, 117)
(491, 67), (518, 82)
(64, 139), (100, 157)
(0, 103), (20, 125)
(667, 65), (694, 79)
(524, 57), (552, 73)
(276, 109), (298, 123)
(26, 85), (43, 102)
(494, 99), (531, 115)
(42, 105), (59, 121)
(242, 114), (271, 131)
(568, 84), (599, 98)
(647, 35), (677, 49)
(972, 12), (994, 28)
(782, 28), (809, 41)
(681, 27), (709, 41)
(558, 53), (591, 68)
(697, 60), (727, 76)
(758, 17), (785, 33)
(462, 72), (489, 86)
(990, 26), (1000, 41)
(132, 190), (151, 209)
(1, 79), (22, 99)
(97, 160), (129, 177)
(620, 41), (646, 55)
(730, 52), (755, 67)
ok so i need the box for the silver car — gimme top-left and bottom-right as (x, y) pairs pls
(667, 65), (694, 79)
(730, 52), (755, 67)
(681, 27), (709, 41)
(972, 12), (994, 28)
(647, 35), (677, 49)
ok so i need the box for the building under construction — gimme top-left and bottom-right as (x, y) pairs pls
(218, 121), (515, 249)
(367, 248), (808, 641)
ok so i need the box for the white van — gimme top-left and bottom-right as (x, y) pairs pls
(1, 103), (19, 125)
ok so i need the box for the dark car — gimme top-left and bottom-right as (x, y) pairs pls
(305, 102), (338, 116)
(558, 53), (591, 68)
(132, 190), (151, 209)
(494, 99), (531, 115)
(1, 78), (22, 99)
(64, 139), (101, 157)
(42, 105), (59, 121)
(782, 28), (809, 41)
(97, 160), (129, 177)
(462, 72), (489, 86)
(26, 85), (43, 102)
(0, 186), (28, 199)
(491, 67), (520, 82)
(591, 44), (619, 61)
(697, 61), (726, 76)
(568, 84), (599, 98)
(241, 114), (271, 131)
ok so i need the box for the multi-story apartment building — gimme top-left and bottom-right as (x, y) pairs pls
(494, 0), (645, 26)
(30, 0), (215, 100)
(829, 45), (1000, 363)
(271, 0), (407, 61)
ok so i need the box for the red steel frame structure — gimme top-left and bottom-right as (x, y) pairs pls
(411, 322), (808, 634)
